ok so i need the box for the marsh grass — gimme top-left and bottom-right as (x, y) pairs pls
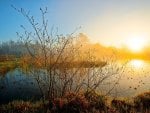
(0, 55), (20, 75)
(134, 91), (150, 112)
(0, 91), (149, 113)
(0, 100), (45, 113)
(111, 99), (133, 113)
(0, 61), (18, 75)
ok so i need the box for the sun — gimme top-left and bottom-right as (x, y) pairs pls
(126, 35), (147, 52)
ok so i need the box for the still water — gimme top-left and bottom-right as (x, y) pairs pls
(0, 59), (150, 104)
(114, 59), (150, 97)
(0, 69), (42, 104)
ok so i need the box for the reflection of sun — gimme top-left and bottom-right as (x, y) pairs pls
(130, 59), (143, 68)
(125, 35), (147, 52)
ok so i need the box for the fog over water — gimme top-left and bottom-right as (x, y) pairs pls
(0, 59), (150, 104)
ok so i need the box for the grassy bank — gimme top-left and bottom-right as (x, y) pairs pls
(0, 91), (149, 113)
(0, 55), (19, 75)
(0, 61), (19, 75)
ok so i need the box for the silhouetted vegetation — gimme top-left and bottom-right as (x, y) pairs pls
(134, 91), (150, 112)
(9, 7), (124, 105)
(0, 91), (149, 113)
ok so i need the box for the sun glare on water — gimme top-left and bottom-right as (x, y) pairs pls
(130, 59), (144, 68)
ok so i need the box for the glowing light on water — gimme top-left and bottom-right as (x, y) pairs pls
(129, 59), (144, 68)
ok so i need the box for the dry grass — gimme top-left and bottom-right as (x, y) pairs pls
(0, 61), (18, 75)
(0, 91), (149, 113)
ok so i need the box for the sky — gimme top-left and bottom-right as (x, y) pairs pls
(1, 0), (150, 47)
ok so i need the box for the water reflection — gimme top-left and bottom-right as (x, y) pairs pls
(115, 59), (150, 97)
(0, 69), (42, 104)
(0, 60), (149, 104)
(129, 59), (144, 69)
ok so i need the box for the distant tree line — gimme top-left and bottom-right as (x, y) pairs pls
(0, 40), (27, 56)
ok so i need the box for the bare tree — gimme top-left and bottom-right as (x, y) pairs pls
(13, 6), (125, 106)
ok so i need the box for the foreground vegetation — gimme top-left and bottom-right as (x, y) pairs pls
(0, 91), (149, 113)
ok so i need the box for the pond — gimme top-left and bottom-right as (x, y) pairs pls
(0, 59), (150, 104)
(113, 59), (150, 97)
(0, 69), (42, 104)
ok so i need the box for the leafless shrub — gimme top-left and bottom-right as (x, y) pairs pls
(12, 6), (125, 106)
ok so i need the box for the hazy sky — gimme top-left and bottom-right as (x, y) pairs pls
(1, 0), (150, 47)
